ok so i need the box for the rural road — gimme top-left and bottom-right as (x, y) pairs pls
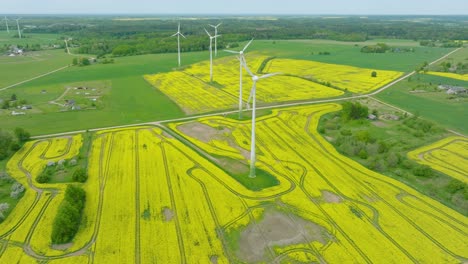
(26, 47), (465, 139)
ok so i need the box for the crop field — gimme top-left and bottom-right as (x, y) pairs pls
(425, 71), (468, 81)
(408, 136), (468, 184)
(145, 55), (345, 114)
(0, 134), (82, 263)
(263, 58), (404, 93)
(1, 104), (467, 263)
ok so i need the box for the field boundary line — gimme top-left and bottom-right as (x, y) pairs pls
(0, 65), (69, 91)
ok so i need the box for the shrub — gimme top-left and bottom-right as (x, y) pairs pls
(0, 203), (10, 220)
(72, 167), (88, 183)
(36, 170), (51, 183)
(10, 182), (25, 199)
(14, 127), (30, 143)
(412, 164), (434, 177)
(446, 180), (465, 194)
(340, 129), (352, 136)
(358, 149), (368, 159)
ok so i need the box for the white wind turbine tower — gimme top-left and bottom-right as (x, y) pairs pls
(171, 23), (186, 67)
(224, 39), (254, 119)
(204, 28), (220, 82)
(2, 17), (9, 34)
(209, 23), (221, 56)
(241, 56), (280, 178)
(15, 17), (21, 39)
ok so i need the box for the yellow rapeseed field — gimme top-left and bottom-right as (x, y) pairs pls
(144, 71), (238, 114)
(171, 103), (467, 263)
(264, 58), (404, 93)
(145, 54), (344, 114)
(1, 107), (466, 262)
(408, 136), (468, 183)
(426, 71), (468, 81)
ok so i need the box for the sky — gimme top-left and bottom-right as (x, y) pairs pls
(1, 0), (467, 15)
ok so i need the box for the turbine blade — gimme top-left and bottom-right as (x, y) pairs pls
(204, 28), (212, 37)
(180, 33), (186, 39)
(217, 23), (222, 27)
(241, 57), (255, 77)
(171, 32), (178, 37)
(242, 39), (254, 52)
(209, 24), (215, 28)
(224, 49), (240, 54)
(259, 72), (281, 79)
(214, 34), (221, 38)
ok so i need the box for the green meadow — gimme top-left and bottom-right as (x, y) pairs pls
(0, 37), (461, 135)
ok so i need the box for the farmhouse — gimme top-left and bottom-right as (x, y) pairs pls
(11, 111), (25, 116)
(437, 84), (466, 94)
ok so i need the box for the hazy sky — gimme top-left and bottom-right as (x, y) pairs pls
(2, 0), (467, 15)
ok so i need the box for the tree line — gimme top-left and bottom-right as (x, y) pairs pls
(18, 15), (468, 57)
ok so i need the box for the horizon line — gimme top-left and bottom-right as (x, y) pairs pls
(1, 13), (468, 16)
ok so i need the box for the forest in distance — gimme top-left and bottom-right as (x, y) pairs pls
(4, 15), (467, 57)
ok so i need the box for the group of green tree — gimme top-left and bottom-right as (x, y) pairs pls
(0, 128), (30, 160)
(319, 102), (467, 213)
(51, 184), (86, 244)
(1, 94), (28, 110)
(16, 15), (468, 57)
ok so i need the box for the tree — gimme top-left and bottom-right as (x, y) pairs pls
(0, 130), (14, 160)
(371, 71), (377, 77)
(341, 102), (369, 121)
(1, 100), (9, 109)
(14, 127), (30, 143)
(80, 57), (90, 66)
(72, 57), (78, 66)
(72, 167), (88, 182)
(11, 94), (17, 101)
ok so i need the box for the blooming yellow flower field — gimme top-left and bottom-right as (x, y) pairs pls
(145, 55), (345, 114)
(264, 58), (404, 93)
(425, 71), (468, 81)
(408, 136), (468, 183)
(1, 106), (466, 263)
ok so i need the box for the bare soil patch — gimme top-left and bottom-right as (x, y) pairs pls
(178, 122), (250, 160)
(321, 190), (343, 203)
(210, 255), (218, 264)
(51, 242), (73, 251)
(371, 121), (387, 128)
(178, 122), (229, 143)
(162, 207), (174, 222)
(237, 211), (331, 263)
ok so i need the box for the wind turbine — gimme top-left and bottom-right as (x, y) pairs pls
(171, 23), (186, 67)
(241, 56), (280, 178)
(204, 28), (220, 82)
(15, 18), (21, 39)
(209, 23), (221, 56)
(224, 39), (254, 119)
(2, 17), (9, 34)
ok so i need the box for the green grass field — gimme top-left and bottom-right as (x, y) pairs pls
(0, 49), (71, 88)
(375, 74), (468, 134)
(249, 39), (452, 72)
(0, 31), (62, 46)
(0, 39), (460, 136)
